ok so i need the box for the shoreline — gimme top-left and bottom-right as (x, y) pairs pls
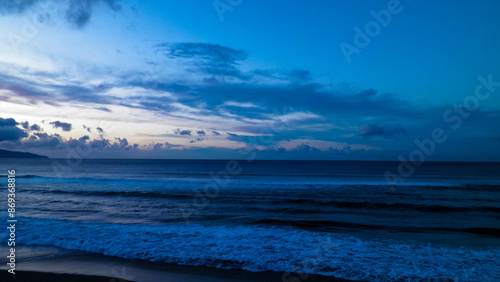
(0, 245), (357, 282)
(0, 270), (354, 282)
(0, 271), (132, 282)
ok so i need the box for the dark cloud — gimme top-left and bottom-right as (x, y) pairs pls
(359, 124), (406, 138)
(21, 121), (29, 129)
(65, 0), (92, 28)
(202, 76), (220, 85)
(171, 84), (417, 126)
(226, 133), (263, 145)
(65, 0), (122, 29)
(0, 0), (41, 14)
(0, 72), (110, 107)
(163, 42), (247, 64)
(288, 69), (311, 81)
(0, 131), (138, 153)
(152, 143), (163, 150)
(0, 0), (121, 28)
(294, 143), (320, 154)
(95, 106), (112, 112)
(110, 137), (134, 150)
(0, 127), (28, 142)
(0, 118), (17, 127)
(190, 131), (206, 143)
(145, 142), (182, 151)
(212, 130), (221, 136)
(0, 117), (27, 142)
(66, 135), (90, 147)
(50, 121), (72, 131)
(174, 129), (192, 136)
(30, 124), (41, 131)
(21, 132), (61, 147)
(157, 42), (249, 80)
(189, 137), (204, 144)
(83, 125), (92, 132)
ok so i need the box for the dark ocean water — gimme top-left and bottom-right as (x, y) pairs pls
(1, 159), (499, 281)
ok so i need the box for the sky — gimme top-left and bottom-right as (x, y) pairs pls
(0, 0), (499, 160)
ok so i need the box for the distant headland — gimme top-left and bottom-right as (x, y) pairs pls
(0, 149), (48, 158)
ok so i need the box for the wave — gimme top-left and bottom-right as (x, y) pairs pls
(40, 189), (193, 199)
(7, 174), (497, 188)
(0, 174), (41, 178)
(282, 199), (500, 213)
(8, 217), (499, 281)
(254, 218), (500, 236)
(26, 187), (500, 215)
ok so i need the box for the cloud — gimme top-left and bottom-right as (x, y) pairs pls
(22, 132), (62, 147)
(0, 127), (27, 142)
(0, 0), (41, 14)
(174, 129), (192, 136)
(288, 69), (311, 81)
(189, 137), (204, 144)
(223, 101), (261, 109)
(359, 124), (406, 138)
(144, 142), (182, 151)
(0, 118), (17, 127)
(110, 137), (134, 150)
(163, 42), (247, 64)
(0, 130), (138, 153)
(19, 121), (41, 131)
(5, 37), (497, 160)
(95, 106), (112, 112)
(50, 121), (72, 131)
(83, 125), (92, 132)
(157, 42), (249, 79)
(189, 131), (207, 143)
(0, 117), (27, 142)
(66, 0), (121, 28)
(96, 127), (104, 133)
(0, 0), (121, 28)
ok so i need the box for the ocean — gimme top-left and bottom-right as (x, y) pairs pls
(1, 159), (499, 281)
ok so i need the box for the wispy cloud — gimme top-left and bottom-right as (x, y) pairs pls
(156, 42), (249, 80)
(0, 0), (121, 28)
(359, 124), (406, 138)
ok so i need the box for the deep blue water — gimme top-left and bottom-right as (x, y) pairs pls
(1, 159), (500, 281)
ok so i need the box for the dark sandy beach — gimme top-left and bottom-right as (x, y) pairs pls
(0, 270), (353, 282)
(0, 271), (133, 282)
(0, 245), (355, 282)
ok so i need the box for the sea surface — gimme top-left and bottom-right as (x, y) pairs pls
(1, 159), (499, 281)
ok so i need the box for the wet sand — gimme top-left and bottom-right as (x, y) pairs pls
(0, 245), (356, 282)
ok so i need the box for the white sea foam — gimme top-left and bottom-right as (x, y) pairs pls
(9, 217), (500, 281)
(15, 174), (466, 188)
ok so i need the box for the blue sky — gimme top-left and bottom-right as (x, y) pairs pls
(0, 0), (499, 160)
